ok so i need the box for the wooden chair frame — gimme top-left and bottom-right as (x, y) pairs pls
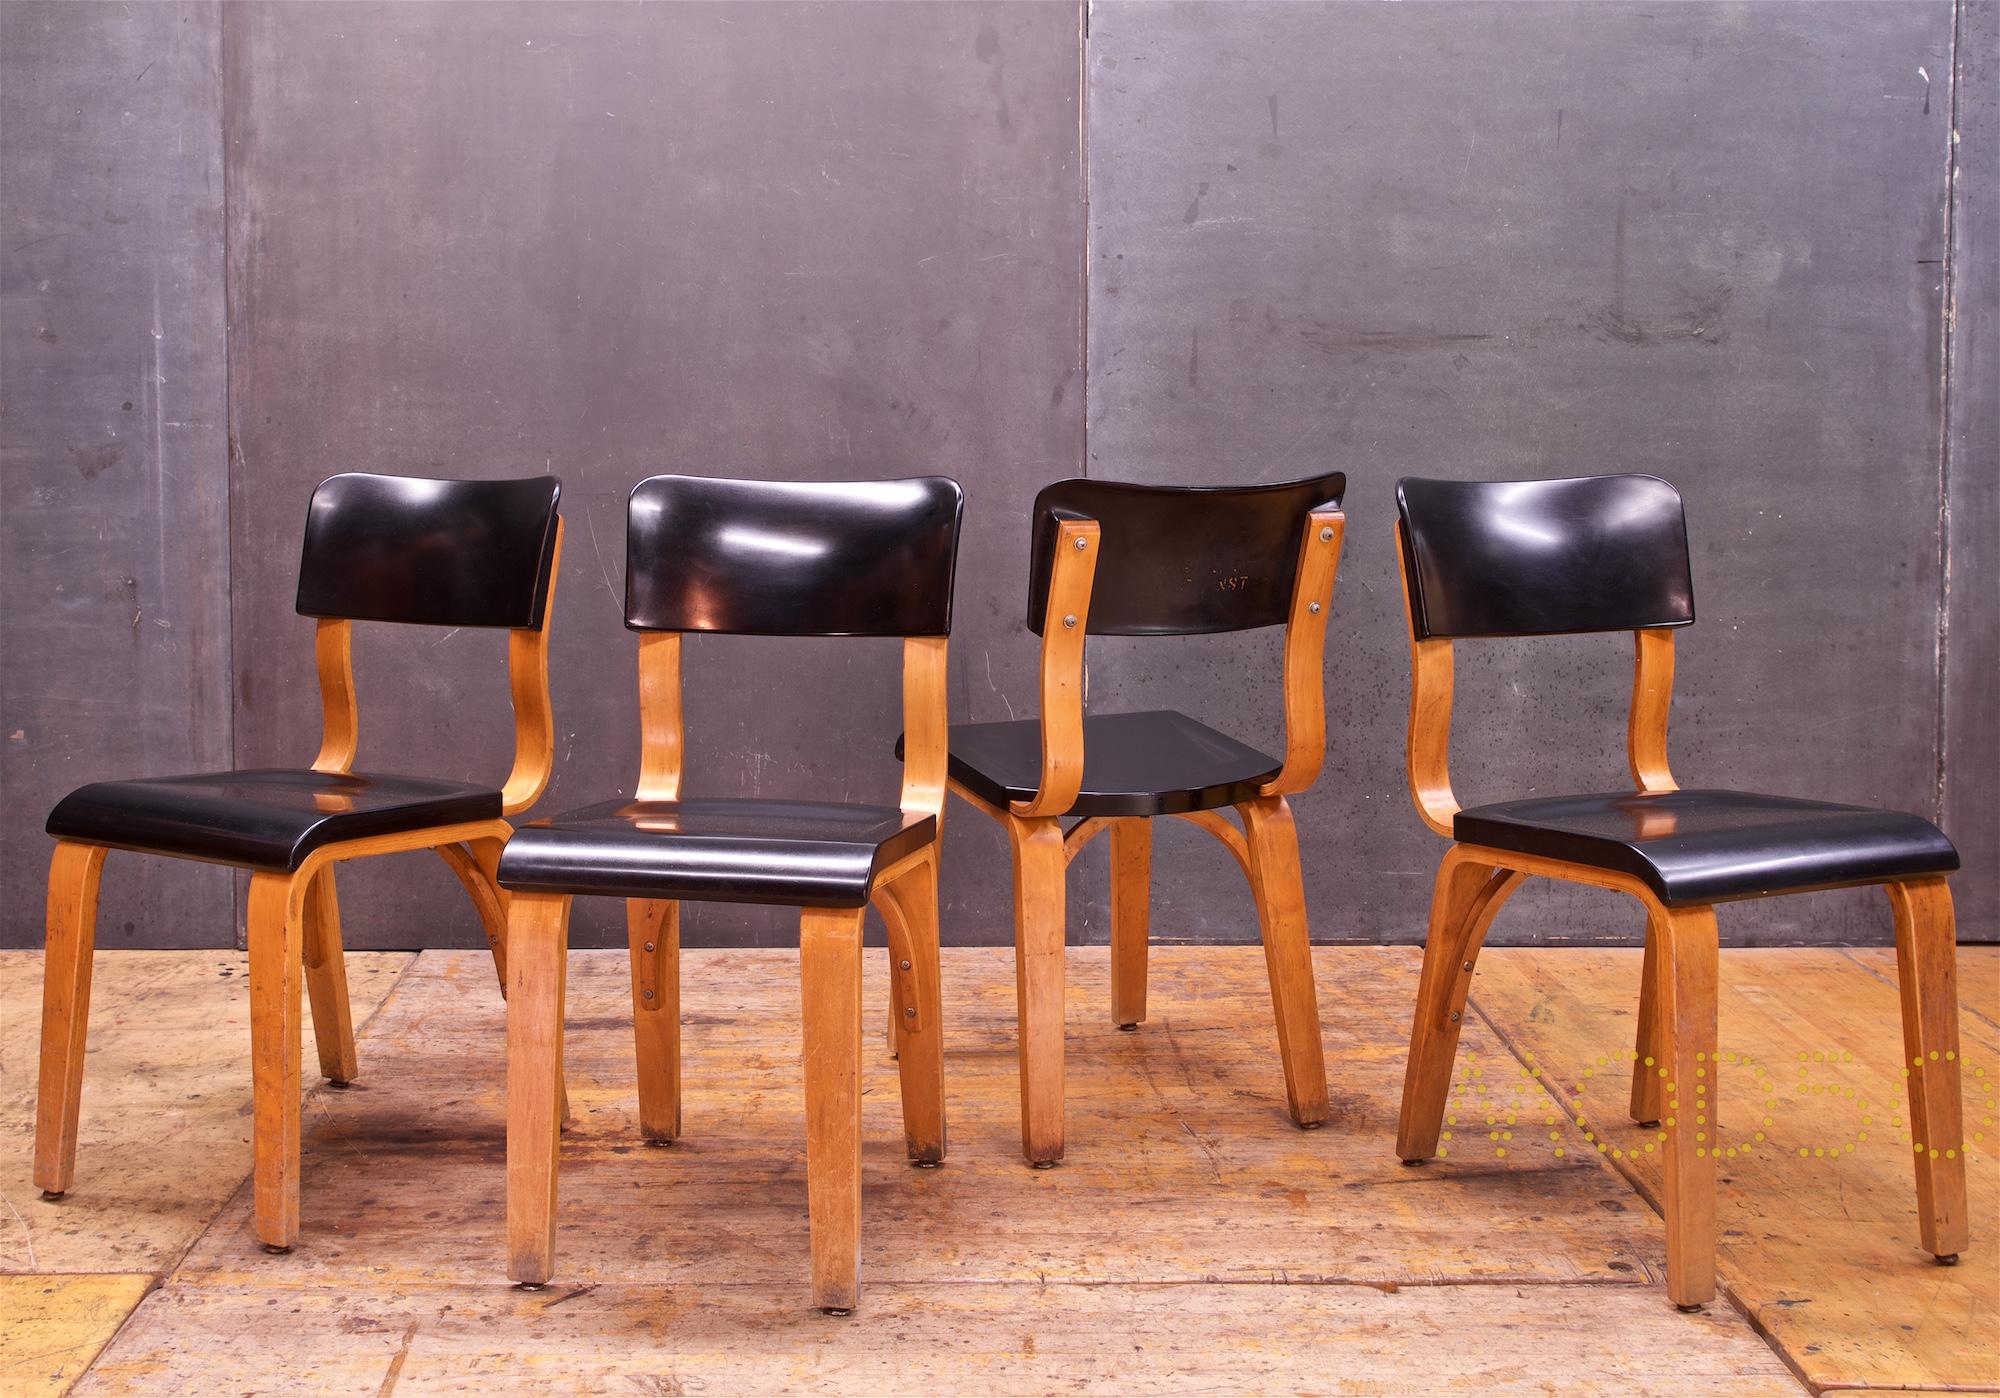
(504, 630), (949, 1314)
(36, 524), (564, 1254)
(949, 509), (1345, 1165)
(1390, 524), (1967, 1308)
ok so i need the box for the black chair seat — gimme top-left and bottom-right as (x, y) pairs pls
(941, 709), (1280, 817)
(496, 798), (936, 908)
(1454, 788), (1959, 907)
(45, 769), (502, 871)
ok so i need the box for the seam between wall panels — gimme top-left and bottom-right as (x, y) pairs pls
(216, 0), (242, 949)
(1932, 0), (1964, 831)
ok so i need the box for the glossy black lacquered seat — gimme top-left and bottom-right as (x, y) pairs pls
(47, 769), (500, 872)
(1456, 789), (1958, 907)
(35, 472), (565, 1260)
(943, 711), (1280, 817)
(1390, 473), (1969, 1313)
(500, 797), (935, 907)
(941, 473), (1347, 1167)
(496, 474), (964, 1316)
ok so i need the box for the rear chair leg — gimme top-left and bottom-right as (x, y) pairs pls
(1395, 849), (1522, 1161)
(1655, 903), (1719, 1310)
(1007, 815), (1068, 1166)
(1238, 796), (1329, 1128)
(876, 850), (946, 1164)
(1109, 818), (1151, 1030)
(247, 870), (307, 1252)
(1886, 877), (1968, 1262)
(34, 841), (109, 1199)
(800, 904), (866, 1313)
(506, 893), (572, 1287)
(301, 865), (358, 1086)
(1630, 919), (1664, 1125)
(627, 898), (682, 1144)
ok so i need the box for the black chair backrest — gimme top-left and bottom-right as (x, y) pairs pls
(1026, 472), (1346, 636)
(624, 475), (965, 637)
(295, 473), (563, 628)
(1396, 474), (1695, 640)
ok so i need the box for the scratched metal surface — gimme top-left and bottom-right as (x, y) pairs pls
(0, 3), (234, 948)
(219, 1), (1085, 948)
(1084, 0), (1977, 944)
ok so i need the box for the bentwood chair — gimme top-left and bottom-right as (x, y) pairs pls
(1390, 473), (1968, 1309)
(935, 473), (1346, 1166)
(497, 474), (963, 1314)
(36, 472), (565, 1254)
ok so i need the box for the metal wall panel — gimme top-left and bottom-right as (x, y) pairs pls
(1085, 0), (1976, 944)
(221, 1), (1085, 947)
(1, 3), (232, 948)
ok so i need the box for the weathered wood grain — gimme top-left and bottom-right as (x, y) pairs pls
(0, 950), (411, 1274)
(0, 1274), (152, 1398)
(1471, 946), (1999, 1391)
(74, 1277), (1802, 1396)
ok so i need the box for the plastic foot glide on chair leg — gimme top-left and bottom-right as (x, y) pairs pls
(821, 1306), (853, 1317)
(1934, 1253), (1960, 1266)
(40, 1190), (64, 1201)
(262, 1243), (291, 1256)
(1675, 1302), (1704, 1313)
(1117, 1022), (1139, 1032)
(515, 1281), (545, 1292)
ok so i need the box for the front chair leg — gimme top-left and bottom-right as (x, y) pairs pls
(505, 892), (572, 1287)
(1109, 818), (1152, 1030)
(1237, 796), (1329, 1128)
(1886, 877), (1968, 1262)
(875, 850), (946, 1164)
(1006, 815), (1068, 1166)
(301, 865), (358, 1086)
(1655, 902), (1720, 1310)
(1395, 849), (1522, 1161)
(627, 898), (682, 1145)
(34, 841), (109, 1199)
(1629, 919), (1664, 1125)
(800, 904), (866, 1313)
(247, 870), (308, 1252)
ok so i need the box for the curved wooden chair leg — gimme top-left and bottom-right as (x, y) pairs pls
(1886, 876), (1968, 1261)
(626, 898), (681, 1145)
(505, 892), (571, 1287)
(875, 849), (946, 1164)
(800, 904), (866, 1313)
(1396, 848), (1523, 1161)
(1007, 815), (1068, 1166)
(1629, 916), (1664, 1125)
(1109, 818), (1152, 1030)
(1654, 901), (1719, 1309)
(247, 869), (308, 1252)
(1237, 795), (1329, 1128)
(444, 836), (569, 1125)
(301, 865), (358, 1086)
(34, 840), (109, 1199)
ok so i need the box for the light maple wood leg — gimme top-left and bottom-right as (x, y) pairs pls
(627, 898), (681, 1145)
(876, 850), (946, 1164)
(1110, 818), (1151, 1030)
(247, 870), (306, 1252)
(1630, 917), (1664, 1125)
(800, 904), (865, 1313)
(505, 892), (570, 1286)
(1886, 877), (1968, 1261)
(34, 841), (109, 1199)
(1396, 849), (1523, 1161)
(1006, 815), (1068, 1166)
(446, 836), (569, 1125)
(1238, 796), (1329, 1128)
(1655, 902), (1719, 1309)
(301, 866), (358, 1086)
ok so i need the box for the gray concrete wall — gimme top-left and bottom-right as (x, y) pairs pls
(1, 2), (234, 948)
(2, 0), (1990, 949)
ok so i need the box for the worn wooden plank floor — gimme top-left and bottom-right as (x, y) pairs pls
(3, 941), (1987, 1393)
